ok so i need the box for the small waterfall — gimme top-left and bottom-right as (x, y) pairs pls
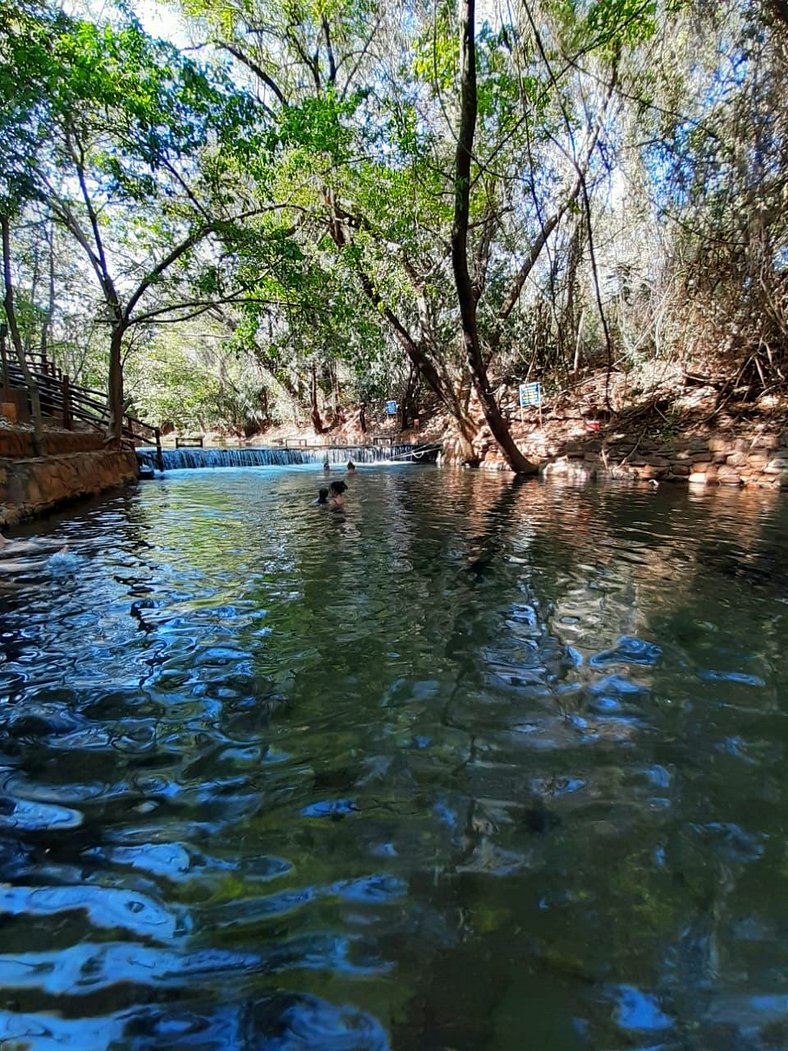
(135, 443), (439, 472)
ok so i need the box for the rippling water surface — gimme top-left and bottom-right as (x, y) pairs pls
(2, 466), (788, 1050)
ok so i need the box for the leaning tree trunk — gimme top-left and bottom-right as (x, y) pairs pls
(1, 214), (44, 454)
(39, 221), (56, 363)
(325, 194), (479, 462)
(451, 0), (537, 475)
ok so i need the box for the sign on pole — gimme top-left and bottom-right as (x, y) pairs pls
(518, 382), (543, 426)
(385, 399), (398, 416)
(519, 382), (542, 408)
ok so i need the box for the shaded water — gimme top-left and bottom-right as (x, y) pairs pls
(2, 466), (788, 1050)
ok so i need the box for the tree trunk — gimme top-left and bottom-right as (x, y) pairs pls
(399, 362), (417, 430)
(1, 214), (44, 454)
(309, 363), (324, 434)
(451, 0), (537, 475)
(325, 194), (478, 461)
(330, 361), (339, 418)
(108, 322), (125, 446)
(40, 220), (56, 363)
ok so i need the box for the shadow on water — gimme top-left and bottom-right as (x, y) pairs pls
(1, 466), (788, 1049)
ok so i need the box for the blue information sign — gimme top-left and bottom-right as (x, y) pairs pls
(385, 400), (398, 416)
(519, 382), (542, 408)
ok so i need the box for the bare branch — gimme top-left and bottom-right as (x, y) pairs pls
(219, 42), (288, 106)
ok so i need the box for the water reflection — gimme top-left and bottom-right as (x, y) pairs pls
(1, 466), (787, 1049)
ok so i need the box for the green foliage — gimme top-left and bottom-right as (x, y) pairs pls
(585, 0), (658, 49)
(126, 331), (263, 430)
(3, 0), (782, 441)
(276, 93), (359, 161)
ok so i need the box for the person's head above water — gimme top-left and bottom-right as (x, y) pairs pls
(346, 461), (356, 472)
(329, 480), (347, 496)
(316, 487), (330, 505)
(322, 459), (330, 472)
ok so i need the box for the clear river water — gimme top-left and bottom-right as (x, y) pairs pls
(1, 465), (788, 1051)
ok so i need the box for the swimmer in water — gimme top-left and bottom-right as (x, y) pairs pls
(46, 546), (75, 573)
(0, 557), (45, 573)
(346, 460), (357, 474)
(0, 544), (69, 574)
(328, 480), (347, 510)
(322, 459), (331, 473)
(315, 487), (329, 506)
(0, 533), (52, 558)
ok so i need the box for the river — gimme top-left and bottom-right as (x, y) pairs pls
(1, 465), (787, 1050)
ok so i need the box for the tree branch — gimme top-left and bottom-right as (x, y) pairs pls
(124, 227), (209, 322)
(321, 14), (337, 86)
(69, 131), (119, 316)
(128, 293), (287, 327)
(339, 15), (382, 101)
(496, 74), (616, 324)
(219, 42), (288, 106)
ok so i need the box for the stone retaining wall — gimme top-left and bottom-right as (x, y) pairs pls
(0, 450), (139, 526)
(0, 429), (106, 459)
(443, 425), (788, 488)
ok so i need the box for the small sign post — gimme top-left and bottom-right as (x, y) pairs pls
(518, 382), (543, 426)
(385, 399), (398, 417)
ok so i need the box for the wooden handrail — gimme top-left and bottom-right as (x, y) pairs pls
(3, 357), (163, 468)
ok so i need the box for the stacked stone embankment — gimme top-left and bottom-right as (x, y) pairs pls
(0, 430), (106, 458)
(0, 427), (138, 525)
(443, 424), (788, 488)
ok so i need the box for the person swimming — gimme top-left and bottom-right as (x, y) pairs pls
(0, 533), (49, 558)
(322, 459), (331, 473)
(328, 480), (348, 509)
(346, 461), (357, 473)
(315, 487), (330, 505)
(0, 543), (71, 574)
(46, 546), (77, 574)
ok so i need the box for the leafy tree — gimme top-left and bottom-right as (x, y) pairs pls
(3, 3), (267, 441)
(5, 0), (785, 452)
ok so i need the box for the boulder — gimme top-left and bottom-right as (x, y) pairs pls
(716, 465), (743, 486)
(687, 439), (710, 454)
(708, 436), (732, 453)
(759, 434), (781, 450)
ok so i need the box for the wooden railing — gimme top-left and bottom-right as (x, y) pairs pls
(0, 349), (163, 470)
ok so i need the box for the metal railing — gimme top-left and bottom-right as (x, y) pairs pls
(281, 434), (398, 449)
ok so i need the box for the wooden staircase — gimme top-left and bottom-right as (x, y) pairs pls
(0, 343), (163, 469)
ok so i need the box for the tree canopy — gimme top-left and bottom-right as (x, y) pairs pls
(1, 0), (786, 464)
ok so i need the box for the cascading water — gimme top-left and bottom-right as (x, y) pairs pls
(135, 443), (439, 472)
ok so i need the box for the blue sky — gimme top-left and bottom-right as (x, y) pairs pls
(75, 0), (189, 44)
